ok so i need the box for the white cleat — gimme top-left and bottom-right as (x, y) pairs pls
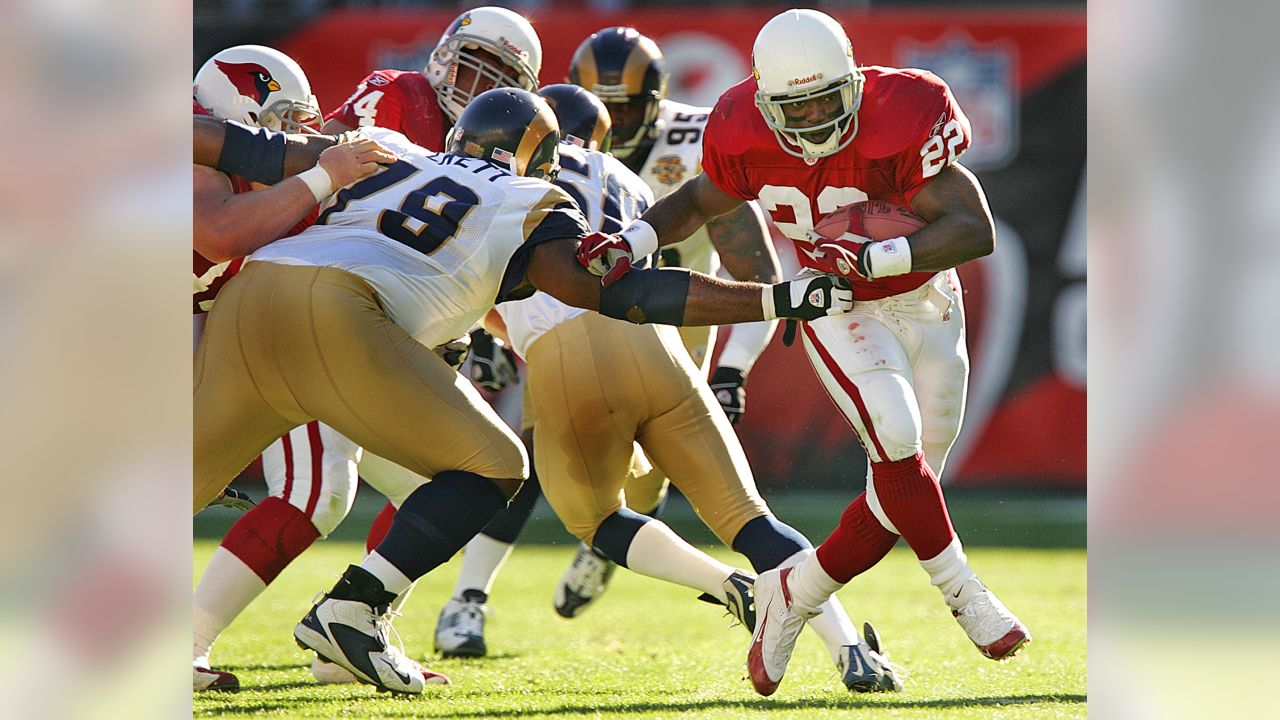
(950, 577), (1031, 660)
(435, 590), (490, 658)
(554, 544), (617, 618)
(193, 656), (239, 692)
(746, 567), (820, 696)
(294, 595), (442, 694)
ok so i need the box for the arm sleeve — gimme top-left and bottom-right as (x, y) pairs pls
(716, 319), (778, 374)
(896, 72), (972, 203)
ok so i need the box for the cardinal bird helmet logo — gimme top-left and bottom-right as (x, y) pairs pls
(214, 60), (281, 105)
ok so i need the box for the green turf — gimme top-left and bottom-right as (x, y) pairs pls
(193, 540), (1086, 718)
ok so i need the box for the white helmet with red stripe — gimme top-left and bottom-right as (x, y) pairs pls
(751, 10), (864, 160)
(194, 45), (321, 132)
(425, 6), (543, 123)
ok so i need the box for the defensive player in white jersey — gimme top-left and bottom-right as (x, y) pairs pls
(488, 84), (900, 692)
(554, 27), (785, 613)
(190, 45), (399, 692)
(577, 10), (1030, 696)
(194, 87), (855, 693)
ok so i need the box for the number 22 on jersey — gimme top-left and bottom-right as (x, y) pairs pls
(758, 185), (868, 241)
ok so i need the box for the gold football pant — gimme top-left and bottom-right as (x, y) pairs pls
(526, 312), (766, 546)
(193, 261), (527, 512)
(619, 323), (719, 512)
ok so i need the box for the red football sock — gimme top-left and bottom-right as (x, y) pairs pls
(220, 497), (320, 584)
(871, 453), (956, 561)
(365, 501), (397, 555)
(814, 493), (899, 584)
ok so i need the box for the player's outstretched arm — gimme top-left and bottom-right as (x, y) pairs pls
(193, 116), (344, 184)
(578, 173), (747, 279)
(529, 237), (852, 327)
(904, 163), (996, 272)
(194, 138), (396, 262)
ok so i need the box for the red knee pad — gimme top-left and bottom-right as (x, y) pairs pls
(219, 497), (320, 584)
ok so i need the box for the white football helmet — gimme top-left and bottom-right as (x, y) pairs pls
(425, 6), (543, 123)
(194, 45), (321, 133)
(751, 9), (864, 160)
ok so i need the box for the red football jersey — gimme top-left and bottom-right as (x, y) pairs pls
(324, 70), (448, 151)
(192, 100), (317, 313)
(702, 66), (971, 300)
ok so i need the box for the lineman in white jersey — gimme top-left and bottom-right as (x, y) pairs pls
(194, 87), (855, 693)
(492, 85), (901, 693)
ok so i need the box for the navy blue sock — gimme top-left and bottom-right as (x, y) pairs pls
(373, 470), (508, 581)
(591, 508), (652, 568)
(731, 515), (812, 573)
(479, 469), (542, 543)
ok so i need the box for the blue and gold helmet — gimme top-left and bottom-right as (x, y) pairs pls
(447, 87), (561, 181)
(537, 84), (612, 153)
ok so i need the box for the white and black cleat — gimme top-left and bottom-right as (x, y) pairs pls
(435, 589), (490, 658)
(293, 565), (437, 694)
(839, 622), (903, 692)
(554, 544), (617, 618)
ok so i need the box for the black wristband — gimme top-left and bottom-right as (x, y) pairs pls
(217, 120), (287, 184)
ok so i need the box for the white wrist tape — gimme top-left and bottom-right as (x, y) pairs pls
(296, 165), (335, 203)
(761, 285), (778, 321)
(620, 219), (660, 258)
(865, 236), (913, 278)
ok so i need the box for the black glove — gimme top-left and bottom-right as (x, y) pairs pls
(433, 334), (472, 370)
(209, 487), (256, 513)
(769, 272), (854, 321)
(469, 329), (518, 391)
(709, 366), (747, 425)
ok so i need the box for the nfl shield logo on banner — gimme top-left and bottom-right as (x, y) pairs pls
(898, 31), (1019, 170)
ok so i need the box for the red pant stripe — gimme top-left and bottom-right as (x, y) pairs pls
(802, 323), (889, 461)
(304, 422), (324, 518)
(281, 430), (295, 500)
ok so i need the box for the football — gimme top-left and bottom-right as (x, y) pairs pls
(812, 200), (928, 243)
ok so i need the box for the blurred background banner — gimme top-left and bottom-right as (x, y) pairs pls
(195, 2), (1085, 491)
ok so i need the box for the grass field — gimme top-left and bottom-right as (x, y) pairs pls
(193, 538), (1086, 719)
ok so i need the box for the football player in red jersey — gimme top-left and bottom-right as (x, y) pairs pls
(576, 9), (1029, 696)
(320, 5), (541, 150)
(191, 45), (397, 692)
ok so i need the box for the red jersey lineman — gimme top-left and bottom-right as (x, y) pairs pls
(323, 69), (448, 150)
(576, 9), (1029, 696)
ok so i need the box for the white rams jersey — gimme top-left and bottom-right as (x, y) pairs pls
(497, 143), (654, 359)
(249, 127), (589, 348)
(636, 100), (716, 275)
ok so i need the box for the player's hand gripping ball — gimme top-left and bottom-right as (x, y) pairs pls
(809, 201), (927, 280)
